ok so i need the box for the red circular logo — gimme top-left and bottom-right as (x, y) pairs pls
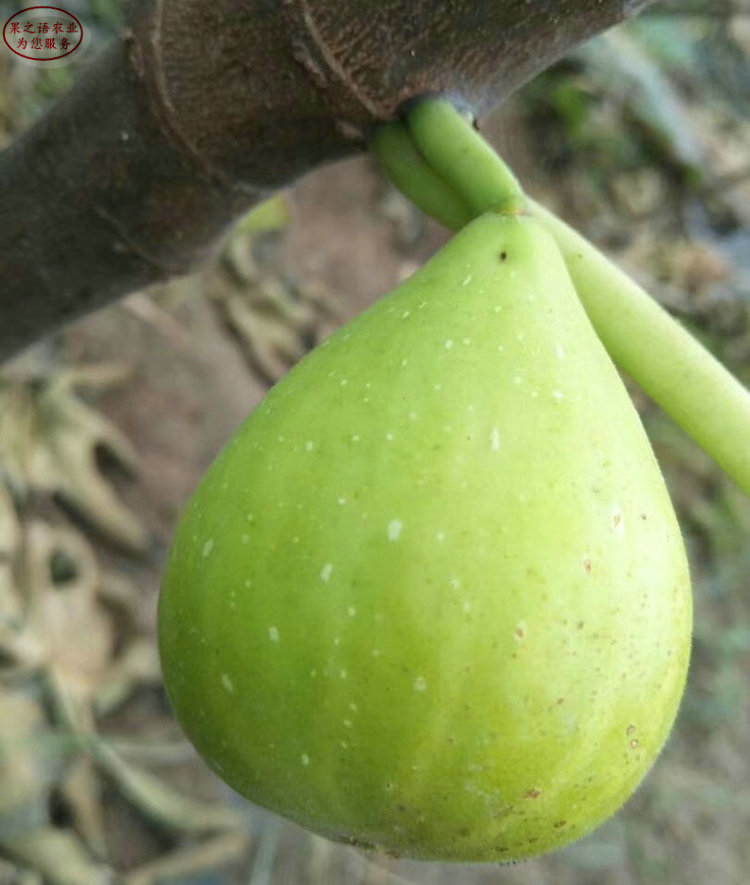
(3, 6), (83, 61)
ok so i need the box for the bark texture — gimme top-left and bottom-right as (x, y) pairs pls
(0, 0), (653, 362)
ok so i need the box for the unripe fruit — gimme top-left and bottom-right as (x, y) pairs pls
(159, 211), (692, 862)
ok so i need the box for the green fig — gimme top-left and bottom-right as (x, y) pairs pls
(158, 209), (692, 862)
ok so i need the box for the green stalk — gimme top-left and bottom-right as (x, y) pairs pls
(406, 99), (525, 215)
(377, 96), (750, 496)
(370, 121), (474, 231)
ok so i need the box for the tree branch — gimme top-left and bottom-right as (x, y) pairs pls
(0, 0), (653, 362)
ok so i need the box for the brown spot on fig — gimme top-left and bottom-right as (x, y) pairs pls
(583, 558), (592, 575)
(553, 820), (567, 829)
(524, 788), (541, 799)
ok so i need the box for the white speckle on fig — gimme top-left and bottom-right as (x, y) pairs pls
(387, 520), (403, 541)
(320, 563), (333, 582)
(414, 676), (428, 692)
(202, 539), (214, 557)
(268, 626), (279, 642)
(490, 427), (501, 451)
(221, 673), (235, 693)
(301, 753), (310, 766)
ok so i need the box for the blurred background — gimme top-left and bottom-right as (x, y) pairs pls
(1, 0), (749, 882)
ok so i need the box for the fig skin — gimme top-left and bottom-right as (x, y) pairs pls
(158, 211), (692, 862)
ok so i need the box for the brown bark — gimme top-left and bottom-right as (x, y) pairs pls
(0, 0), (653, 363)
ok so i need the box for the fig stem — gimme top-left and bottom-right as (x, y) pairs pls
(405, 99), (526, 216)
(371, 122), (474, 231)
(374, 96), (750, 496)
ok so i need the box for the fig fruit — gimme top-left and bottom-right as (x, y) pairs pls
(158, 209), (692, 862)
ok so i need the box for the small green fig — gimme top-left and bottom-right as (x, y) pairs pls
(158, 210), (692, 862)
